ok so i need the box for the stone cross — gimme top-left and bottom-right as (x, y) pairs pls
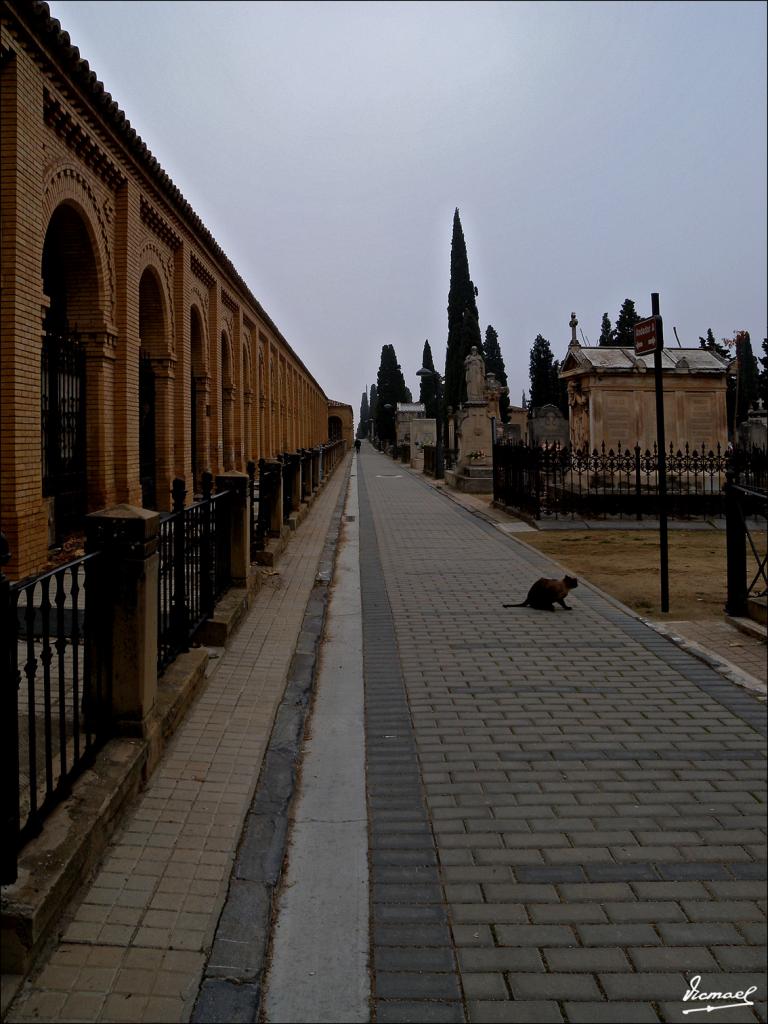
(569, 312), (579, 347)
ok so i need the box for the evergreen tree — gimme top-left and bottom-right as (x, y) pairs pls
(614, 298), (642, 347)
(374, 344), (409, 443)
(698, 330), (735, 434)
(418, 339), (439, 419)
(758, 337), (768, 406)
(368, 384), (378, 437)
(483, 325), (510, 421)
(529, 334), (560, 410)
(357, 389), (369, 439)
(733, 330), (760, 428)
(444, 208), (482, 411)
(598, 312), (615, 347)
(552, 359), (569, 417)
(698, 327), (731, 362)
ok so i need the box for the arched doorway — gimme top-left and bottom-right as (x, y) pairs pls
(138, 268), (166, 509)
(221, 332), (234, 470)
(41, 204), (98, 543)
(328, 415), (342, 442)
(190, 305), (206, 491)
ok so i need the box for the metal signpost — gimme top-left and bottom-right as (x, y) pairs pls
(634, 294), (669, 612)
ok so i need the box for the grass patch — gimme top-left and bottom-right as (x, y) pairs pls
(515, 529), (764, 620)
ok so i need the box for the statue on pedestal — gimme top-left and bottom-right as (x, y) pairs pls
(464, 346), (485, 402)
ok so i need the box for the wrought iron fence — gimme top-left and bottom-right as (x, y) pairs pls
(2, 535), (111, 884)
(423, 445), (436, 477)
(157, 474), (232, 673)
(493, 441), (768, 520)
(725, 475), (768, 616)
(256, 459), (282, 551)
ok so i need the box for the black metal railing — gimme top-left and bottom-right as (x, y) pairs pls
(281, 453), (299, 523)
(256, 459), (282, 551)
(2, 534), (110, 884)
(398, 444), (411, 463)
(423, 445), (436, 477)
(493, 441), (768, 520)
(157, 474), (232, 673)
(725, 474), (768, 616)
(247, 460), (259, 562)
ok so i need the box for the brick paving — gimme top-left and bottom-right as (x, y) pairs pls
(359, 445), (766, 1023)
(5, 462), (350, 1024)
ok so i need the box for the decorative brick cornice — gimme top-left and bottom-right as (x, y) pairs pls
(190, 252), (215, 289)
(43, 88), (126, 190)
(140, 195), (181, 250)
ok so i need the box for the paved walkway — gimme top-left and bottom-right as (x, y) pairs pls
(5, 443), (766, 1023)
(355, 445), (766, 1023)
(5, 462), (350, 1024)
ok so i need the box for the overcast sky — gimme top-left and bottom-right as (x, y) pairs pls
(47, 0), (766, 416)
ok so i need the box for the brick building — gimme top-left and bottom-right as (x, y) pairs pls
(0, 1), (352, 579)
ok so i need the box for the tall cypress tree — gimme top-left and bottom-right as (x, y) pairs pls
(598, 312), (615, 347)
(418, 339), (439, 419)
(483, 325), (510, 422)
(698, 327), (730, 361)
(374, 344), (409, 443)
(758, 337), (768, 406)
(614, 299), (642, 347)
(699, 329), (735, 432)
(444, 209), (482, 411)
(734, 330), (760, 428)
(529, 334), (559, 410)
(357, 389), (369, 438)
(369, 384), (378, 437)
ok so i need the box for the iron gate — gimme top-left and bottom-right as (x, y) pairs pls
(41, 328), (86, 541)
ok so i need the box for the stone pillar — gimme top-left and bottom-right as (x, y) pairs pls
(82, 328), (118, 512)
(85, 504), (159, 736)
(151, 355), (176, 511)
(216, 471), (249, 586)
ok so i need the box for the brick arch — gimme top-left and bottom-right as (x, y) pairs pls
(42, 165), (113, 327)
(137, 243), (175, 351)
(190, 301), (208, 376)
(138, 264), (171, 359)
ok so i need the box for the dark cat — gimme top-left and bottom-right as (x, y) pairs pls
(503, 575), (578, 612)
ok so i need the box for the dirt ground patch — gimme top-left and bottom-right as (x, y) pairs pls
(515, 529), (764, 621)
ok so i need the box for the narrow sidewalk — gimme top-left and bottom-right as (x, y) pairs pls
(5, 459), (350, 1024)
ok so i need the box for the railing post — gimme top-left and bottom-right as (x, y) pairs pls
(634, 445), (642, 521)
(724, 471), (748, 616)
(85, 505), (160, 736)
(171, 478), (188, 654)
(215, 472), (250, 586)
(1, 533), (20, 885)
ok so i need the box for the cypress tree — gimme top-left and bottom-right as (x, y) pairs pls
(357, 389), (369, 438)
(598, 312), (615, 347)
(529, 334), (559, 410)
(614, 299), (642, 347)
(418, 339), (439, 419)
(483, 325), (510, 422)
(444, 208), (482, 411)
(734, 330), (760, 428)
(699, 329), (735, 435)
(369, 384), (378, 437)
(758, 337), (768, 406)
(698, 327), (730, 362)
(374, 344), (409, 443)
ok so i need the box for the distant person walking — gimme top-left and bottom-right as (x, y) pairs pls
(354, 438), (361, 453)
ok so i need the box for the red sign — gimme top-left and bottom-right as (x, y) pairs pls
(634, 316), (662, 356)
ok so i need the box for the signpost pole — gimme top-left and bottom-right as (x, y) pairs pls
(651, 292), (669, 613)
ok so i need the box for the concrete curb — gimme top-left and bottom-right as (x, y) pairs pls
(191, 458), (352, 1024)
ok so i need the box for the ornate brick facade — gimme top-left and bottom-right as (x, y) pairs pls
(0, 1), (353, 578)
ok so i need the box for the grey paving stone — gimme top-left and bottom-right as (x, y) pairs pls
(461, 973), (509, 1000)
(494, 925), (577, 947)
(543, 947), (632, 972)
(628, 946), (719, 971)
(506, 972), (602, 1000)
(457, 949), (545, 973)
(374, 947), (456, 972)
(375, 972), (462, 1000)
(563, 1002), (660, 1022)
(377, 1001), (466, 1023)
(578, 924), (662, 946)
(467, 1001), (563, 1023)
